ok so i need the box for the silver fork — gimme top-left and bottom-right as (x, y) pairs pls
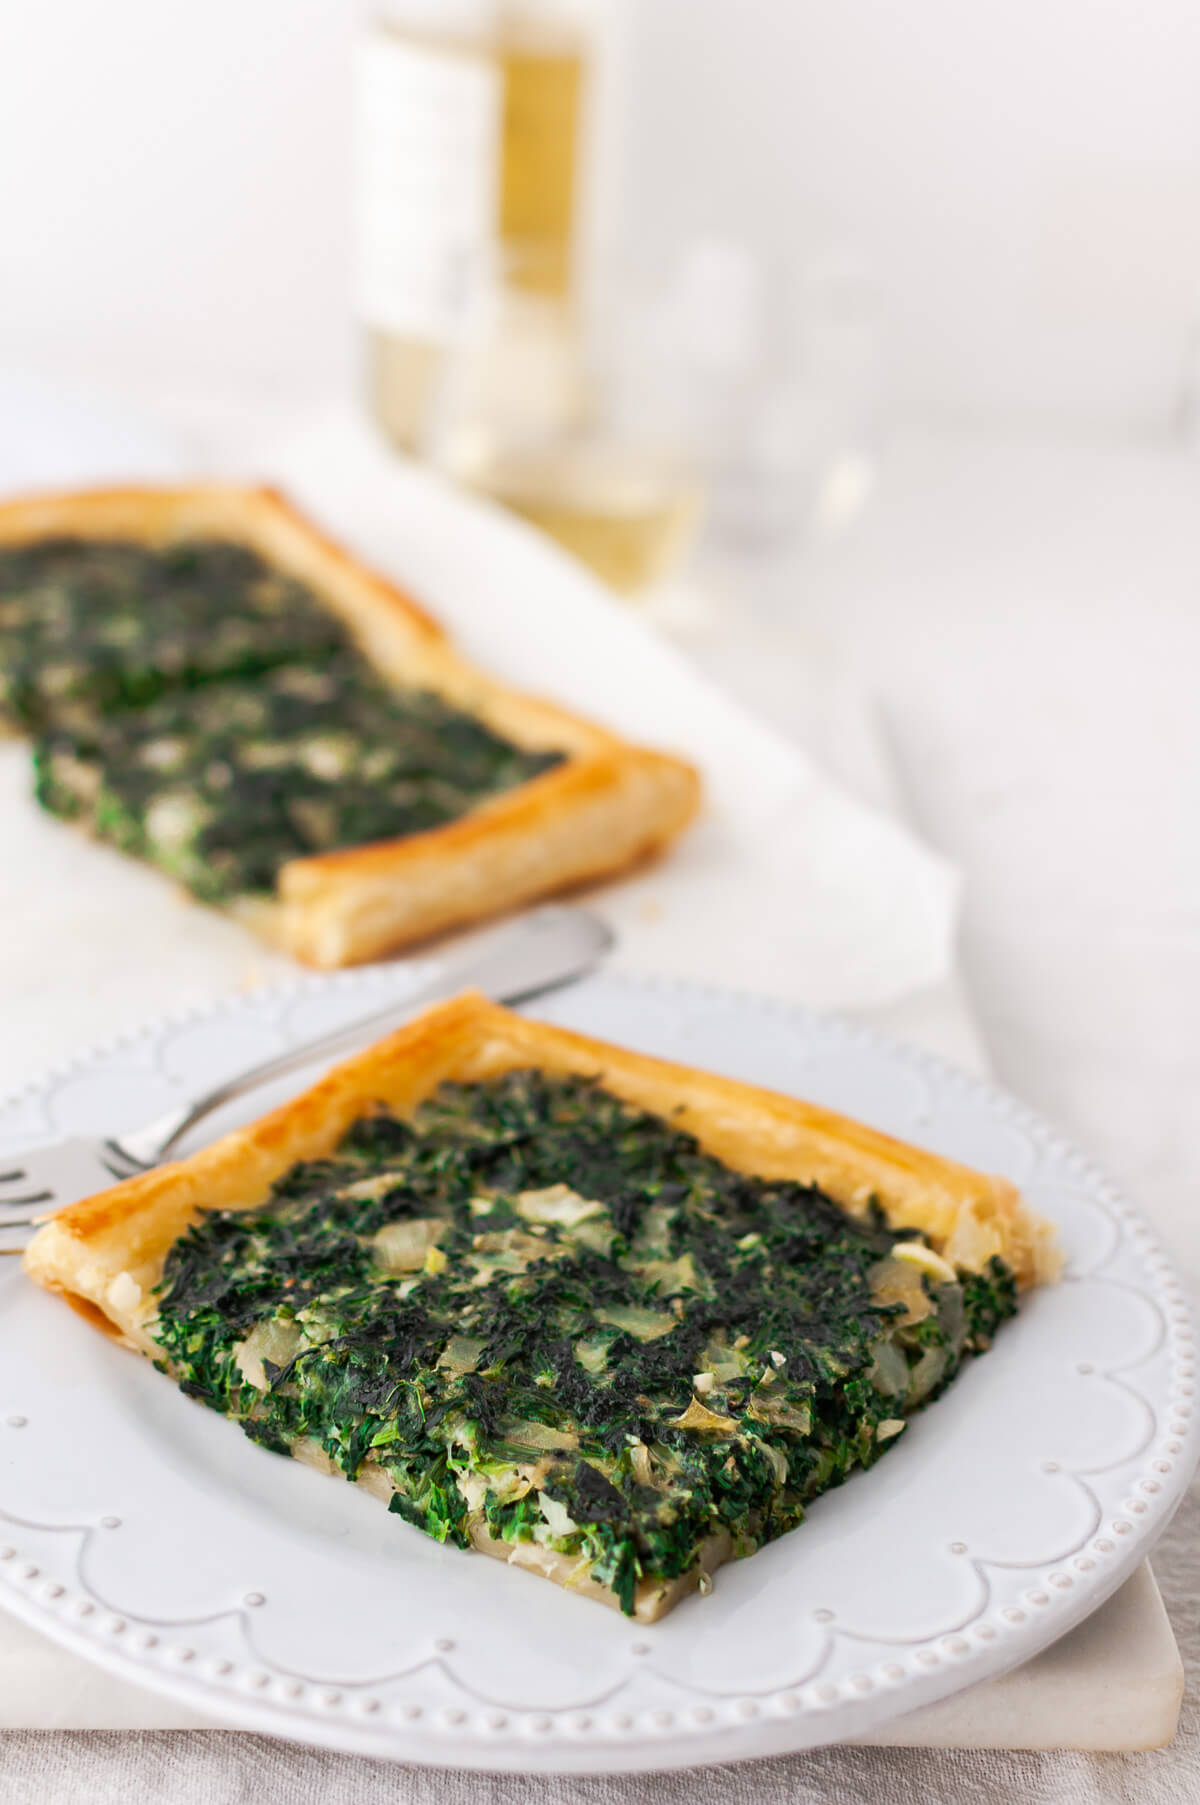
(0, 904), (612, 1248)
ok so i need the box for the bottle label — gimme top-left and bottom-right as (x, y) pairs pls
(355, 33), (500, 342)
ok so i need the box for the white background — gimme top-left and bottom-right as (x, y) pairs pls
(4, 1), (1200, 433)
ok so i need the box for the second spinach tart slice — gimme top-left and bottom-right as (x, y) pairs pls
(0, 485), (699, 965)
(24, 993), (1061, 1623)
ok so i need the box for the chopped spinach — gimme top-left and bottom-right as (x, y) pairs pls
(33, 653), (560, 901)
(0, 536), (564, 901)
(152, 1071), (1018, 1612)
(0, 538), (345, 731)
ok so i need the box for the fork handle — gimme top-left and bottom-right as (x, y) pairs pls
(117, 906), (612, 1167)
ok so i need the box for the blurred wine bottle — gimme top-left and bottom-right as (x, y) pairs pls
(356, 1), (703, 596)
(357, 0), (592, 459)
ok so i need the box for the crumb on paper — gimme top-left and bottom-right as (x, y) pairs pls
(638, 898), (664, 923)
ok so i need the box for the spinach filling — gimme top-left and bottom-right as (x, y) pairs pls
(153, 1071), (1018, 1615)
(33, 654), (561, 902)
(0, 538), (347, 730)
(0, 537), (564, 901)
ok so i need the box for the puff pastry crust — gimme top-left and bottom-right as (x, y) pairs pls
(24, 992), (1060, 1618)
(0, 486), (700, 965)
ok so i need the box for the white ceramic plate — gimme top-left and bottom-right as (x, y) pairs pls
(0, 970), (1194, 1772)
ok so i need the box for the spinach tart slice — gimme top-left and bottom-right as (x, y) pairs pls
(0, 486), (699, 966)
(24, 993), (1061, 1623)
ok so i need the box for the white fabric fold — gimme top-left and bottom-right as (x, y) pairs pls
(246, 411), (959, 1011)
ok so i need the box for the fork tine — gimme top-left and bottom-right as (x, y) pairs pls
(101, 1140), (151, 1179)
(0, 1128), (155, 1231)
